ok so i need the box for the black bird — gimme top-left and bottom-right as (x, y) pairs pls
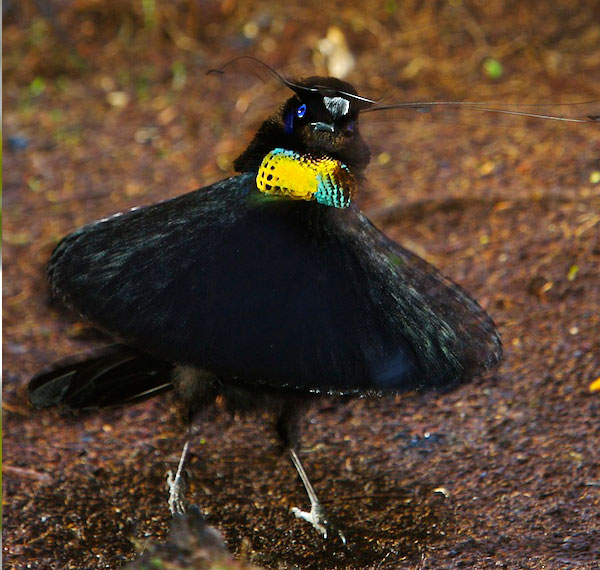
(29, 67), (504, 541)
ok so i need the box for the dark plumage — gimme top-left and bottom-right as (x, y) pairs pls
(29, 74), (502, 541)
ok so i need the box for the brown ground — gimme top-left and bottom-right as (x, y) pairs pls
(3, 2), (600, 569)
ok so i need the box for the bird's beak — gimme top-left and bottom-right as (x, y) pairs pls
(311, 122), (335, 133)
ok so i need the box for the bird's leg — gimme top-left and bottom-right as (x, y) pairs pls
(167, 439), (191, 515)
(168, 365), (219, 515)
(276, 401), (346, 544)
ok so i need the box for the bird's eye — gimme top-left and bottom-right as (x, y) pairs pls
(283, 104), (308, 135)
(296, 104), (307, 118)
(345, 120), (356, 133)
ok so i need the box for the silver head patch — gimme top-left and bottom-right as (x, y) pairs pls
(323, 96), (350, 119)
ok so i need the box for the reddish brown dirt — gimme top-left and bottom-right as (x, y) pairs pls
(3, 2), (600, 569)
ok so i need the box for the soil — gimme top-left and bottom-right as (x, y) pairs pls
(3, 2), (600, 569)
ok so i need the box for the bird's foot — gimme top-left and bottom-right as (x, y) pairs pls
(291, 502), (346, 545)
(167, 440), (191, 516)
(167, 469), (188, 515)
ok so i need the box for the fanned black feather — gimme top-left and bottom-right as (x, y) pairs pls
(46, 173), (500, 396)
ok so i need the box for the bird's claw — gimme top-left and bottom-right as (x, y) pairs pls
(291, 504), (346, 545)
(167, 469), (187, 515)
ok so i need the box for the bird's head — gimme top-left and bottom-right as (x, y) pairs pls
(234, 76), (372, 182)
(276, 76), (370, 169)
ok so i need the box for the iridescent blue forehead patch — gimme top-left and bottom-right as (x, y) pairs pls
(323, 96), (350, 119)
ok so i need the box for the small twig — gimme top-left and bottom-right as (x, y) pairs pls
(3, 464), (52, 482)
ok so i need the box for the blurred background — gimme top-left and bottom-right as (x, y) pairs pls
(3, 2), (600, 569)
(4, 0), (599, 216)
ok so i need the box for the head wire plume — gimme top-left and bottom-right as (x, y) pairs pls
(362, 99), (600, 123)
(207, 55), (377, 111)
(209, 56), (599, 124)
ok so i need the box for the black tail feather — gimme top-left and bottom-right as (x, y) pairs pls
(28, 345), (174, 410)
